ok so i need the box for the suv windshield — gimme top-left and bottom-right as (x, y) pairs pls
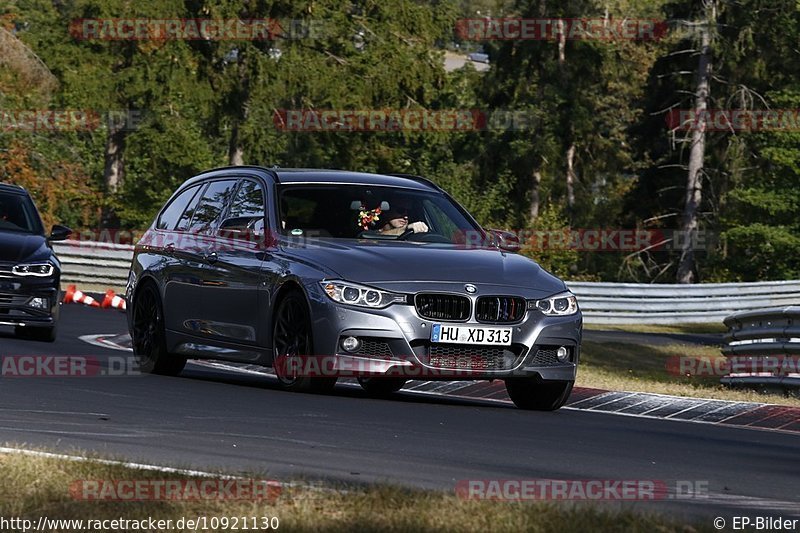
(277, 185), (481, 243)
(0, 192), (44, 234)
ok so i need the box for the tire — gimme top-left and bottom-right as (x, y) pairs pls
(504, 378), (574, 411)
(272, 290), (337, 393)
(15, 324), (57, 342)
(357, 377), (407, 397)
(131, 283), (186, 376)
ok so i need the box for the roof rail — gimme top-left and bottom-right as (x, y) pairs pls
(387, 173), (442, 192)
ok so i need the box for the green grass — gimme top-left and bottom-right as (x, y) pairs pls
(0, 451), (716, 532)
(583, 323), (727, 335)
(578, 340), (800, 406)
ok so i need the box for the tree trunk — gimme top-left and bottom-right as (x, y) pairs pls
(566, 143), (577, 210)
(557, 20), (576, 212)
(530, 169), (542, 220)
(227, 48), (250, 166)
(103, 128), (126, 193)
(228, 123), (245, 165)
(676, 2), (715, 284)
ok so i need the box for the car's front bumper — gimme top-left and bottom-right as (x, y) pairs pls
(305, 284), (581, 381)
(0, 276), (60, 328)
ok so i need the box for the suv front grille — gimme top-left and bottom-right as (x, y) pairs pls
(415, 293), (470, 321)
(428, 344), (524, 371)
(475, 296), (526, 323)
(0, 293), (29, 306)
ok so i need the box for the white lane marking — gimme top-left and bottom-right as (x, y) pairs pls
(0, 446), (240, 478)
(79, 334), (132, 352)
(0, 408), (109, 417)
(0, 446), (342, 495)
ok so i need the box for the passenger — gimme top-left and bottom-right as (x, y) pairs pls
(378, 199), (428, 235)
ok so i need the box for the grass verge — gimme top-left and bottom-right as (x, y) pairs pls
(0, 451), (716, 532)
(578, 340), (800, 407)
(583, 323), (727, 335)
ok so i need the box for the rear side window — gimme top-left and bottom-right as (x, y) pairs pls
(156, 185), (201, 230)
(185, 179), (239, 234)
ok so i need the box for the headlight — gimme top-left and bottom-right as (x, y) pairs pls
(528, 292), (578, 316)
(320, 280), (407, 309)
(12, 263), (54, 277)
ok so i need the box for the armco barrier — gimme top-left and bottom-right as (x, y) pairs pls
(53, 240), (800, 324)
(567, 280), (800, 325)
(53, 241), (132, 291)
(721, 307), (800, 387)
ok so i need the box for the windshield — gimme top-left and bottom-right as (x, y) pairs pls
(0, 192), (44, 234)
(277, 184), (481, 244)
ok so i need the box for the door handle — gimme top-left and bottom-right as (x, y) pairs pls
(203, 251), (218, 264)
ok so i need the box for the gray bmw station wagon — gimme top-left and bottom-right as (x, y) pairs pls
(127, 167), (582, 410)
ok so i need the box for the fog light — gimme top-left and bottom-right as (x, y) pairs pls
(341, 336), (361, 353)
(28, 297), (48, 309)
(556, 346), (570, 362)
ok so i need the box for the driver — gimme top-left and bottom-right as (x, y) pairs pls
(378, 198), (429, 236)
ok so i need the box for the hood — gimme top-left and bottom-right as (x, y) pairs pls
(0, 231), (51, 263)
(281, 239), (567, 295)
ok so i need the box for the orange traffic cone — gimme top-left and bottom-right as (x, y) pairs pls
(101, 289), (127, 311)
(72, 287), (100, 307)
(62, 284), (77, 304)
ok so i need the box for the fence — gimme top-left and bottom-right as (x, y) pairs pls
(721, 307), (800, 387)
(53, 241), (800, 325)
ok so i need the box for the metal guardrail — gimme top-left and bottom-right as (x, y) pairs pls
(53, 241), (800, 324)
(567, 280), (800, 324)
(53, 241), (132, 291)
(721, 307), (800, 388)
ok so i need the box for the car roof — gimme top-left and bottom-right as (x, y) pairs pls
(0, 183), (29, 196)
(189, 166), (440, 192)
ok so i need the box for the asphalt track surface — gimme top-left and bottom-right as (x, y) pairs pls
(1, 305), (798, 525)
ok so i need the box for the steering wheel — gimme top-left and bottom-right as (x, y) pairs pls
(397, 229), (451, 243)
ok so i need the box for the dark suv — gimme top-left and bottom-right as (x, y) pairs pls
(0, 183), (71, 342)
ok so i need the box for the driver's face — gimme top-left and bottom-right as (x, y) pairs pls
(386, 204), (410, 228)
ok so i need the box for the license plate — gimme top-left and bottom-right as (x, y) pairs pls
(430, 324), (512, 346)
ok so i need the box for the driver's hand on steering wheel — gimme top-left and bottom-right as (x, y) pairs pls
(407, 221), (429, 233)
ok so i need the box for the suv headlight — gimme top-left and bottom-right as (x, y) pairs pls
(528, 292), (578, 316)
(12, 263), (54, 277)
(320, 280), (406, 309)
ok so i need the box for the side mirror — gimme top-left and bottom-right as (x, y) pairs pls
(487, 228), (520, 252)
(49, 224), (72, 241)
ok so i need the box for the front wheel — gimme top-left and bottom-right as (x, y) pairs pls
(504, 379), (574, 411)
(272, 290), (337, 393)
(131, 284), (186, 376)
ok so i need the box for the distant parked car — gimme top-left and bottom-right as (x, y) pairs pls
(469, 52), (490, 64)
(126, 167), (582, 410)
(0, 183), (71, 341)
